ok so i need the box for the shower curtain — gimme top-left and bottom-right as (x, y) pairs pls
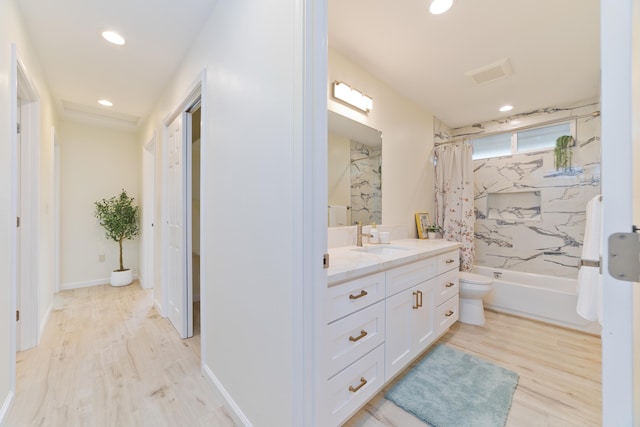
(434, 142), (475, 271)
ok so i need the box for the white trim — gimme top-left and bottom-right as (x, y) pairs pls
(154, 298), (163, 315)
(601, 0), (639, 424)
(60, 275), (140, 291)
(197, 71), (208, 368)
(202, 364), (252, 427)
(292, 2), (328, 425)
(39, 302), (52, 337)
(53, 132), (60, 294)
(141, 133), (156, 290)
(0, 391), (15, 424)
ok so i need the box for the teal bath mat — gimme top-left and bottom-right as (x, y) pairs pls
(385, 345), (519, 427)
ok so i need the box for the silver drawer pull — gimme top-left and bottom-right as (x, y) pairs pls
(349, 377), (368, 393)
(349, 330), (368, 342)
(445, 310), (454, 317)
(445, 282), (455, 288)
(445, 259), (455, 264)
(349, 290), (368, 300)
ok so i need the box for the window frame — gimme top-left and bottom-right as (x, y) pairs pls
(471, 120), (577, 160)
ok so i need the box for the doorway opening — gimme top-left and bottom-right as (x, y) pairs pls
(190, 105), (202, 337)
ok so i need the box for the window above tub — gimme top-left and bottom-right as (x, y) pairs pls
(472, 121), (576, 160)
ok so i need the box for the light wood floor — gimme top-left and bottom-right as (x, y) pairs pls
(5, 286), (601, 427)
(4, 283), (237, 427)
(345, 310), (602, 427)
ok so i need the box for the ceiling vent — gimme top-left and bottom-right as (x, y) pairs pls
(465, 58), (513, 85)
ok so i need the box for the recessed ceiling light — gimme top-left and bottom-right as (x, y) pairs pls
(102, 31), (125, 46)
(98, 99), (113, 107)
(499, 105), (514, 112)
(429, 0), (454, 15)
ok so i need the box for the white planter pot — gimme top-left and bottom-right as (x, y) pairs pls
(428, 232), (437, 239)
(110, 269), (133, 287)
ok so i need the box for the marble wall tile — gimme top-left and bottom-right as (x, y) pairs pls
(351, 141), (382, 225)
(467, 101), (601, 278)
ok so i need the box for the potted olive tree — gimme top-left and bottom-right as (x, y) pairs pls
(94, 190), (139, 286)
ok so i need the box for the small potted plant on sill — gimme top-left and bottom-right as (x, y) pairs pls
(554, 135), (574, 171)
(427, 224), (442, 239)
(94, 190), (139, 287)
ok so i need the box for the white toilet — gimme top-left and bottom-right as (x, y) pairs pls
(458, 272), (493, 325)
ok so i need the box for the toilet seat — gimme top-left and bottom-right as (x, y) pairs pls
(459, 271), (492, 285)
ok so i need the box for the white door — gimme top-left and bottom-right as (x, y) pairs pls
(166, 113), (193, 338)
(385, 287), (414, 380)
(601, 1), (640, 423)
(413, 280), (435, 353)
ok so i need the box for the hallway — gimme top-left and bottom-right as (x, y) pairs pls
(5, 284), (236, 427)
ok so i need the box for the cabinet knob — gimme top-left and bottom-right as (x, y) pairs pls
(445, 310), (454, 317)
(349, 329), (368, 342)
(349, 377), (368, 393)
(349, 290), (368, 300)
(445, 282), (455, 288)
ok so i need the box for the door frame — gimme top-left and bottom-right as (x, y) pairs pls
(11, 44), (41, 359)
(161, 71), (204, 342)
(141, 134), (156, 289)
(600, 0), (639, 424)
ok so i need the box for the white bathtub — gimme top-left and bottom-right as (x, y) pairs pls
(473, 266), (601, 334)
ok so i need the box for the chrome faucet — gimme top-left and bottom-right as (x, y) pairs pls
(356, 222), (363, 246)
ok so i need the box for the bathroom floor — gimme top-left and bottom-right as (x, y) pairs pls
(345, 310), (602, 427)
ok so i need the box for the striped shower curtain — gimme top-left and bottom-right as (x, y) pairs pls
(434, 142), (475, 271)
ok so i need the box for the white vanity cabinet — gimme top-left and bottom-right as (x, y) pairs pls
(324, 242), (460, 427)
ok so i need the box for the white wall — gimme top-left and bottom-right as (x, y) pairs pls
(328, 49), (435, 237)
(0, 0), (58, 420)
(137, 2), (320, 425)
(58, 120), (140, 289)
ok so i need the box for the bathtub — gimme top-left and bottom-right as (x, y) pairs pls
(473, 266), (601, 334)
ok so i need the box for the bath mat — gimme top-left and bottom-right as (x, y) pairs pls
(385, 344), (519, 427)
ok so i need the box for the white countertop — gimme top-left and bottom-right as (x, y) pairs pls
(328, 238), (461, 286)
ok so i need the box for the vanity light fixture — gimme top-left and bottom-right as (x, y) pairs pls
(98, 99), (113, 107)
(429, 0), (454, 15)
(102, 30), (126, 46)
(499, 105), (514, 112)
(332, 81), (373, 113)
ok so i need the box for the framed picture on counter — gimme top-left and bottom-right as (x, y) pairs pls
(415, 212), (430, 239)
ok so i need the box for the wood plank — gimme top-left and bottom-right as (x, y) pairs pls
(5, 283), (237, 427)
(346, 309), (602, 426)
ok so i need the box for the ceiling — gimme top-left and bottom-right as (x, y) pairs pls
(329, 0), (601, 128)
(16, 1), (600, 131)
(17, 0), (218, 128)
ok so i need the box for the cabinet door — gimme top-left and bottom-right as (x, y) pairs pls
(413, 279), (436, 354)
(385, 287), (415, 381)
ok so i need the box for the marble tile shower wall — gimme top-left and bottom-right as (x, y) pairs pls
(351, 141), (382, 225)
(439, 99), (601, 278)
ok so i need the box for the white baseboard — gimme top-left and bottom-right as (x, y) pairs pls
(154, 298), (164, 317)
(61, 275), (139, 291)
(39, 301), (53, 341)
(0, 391), (15, 426)
(202, 364), (252, 427)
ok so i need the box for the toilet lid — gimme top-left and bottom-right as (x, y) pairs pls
(459, 272), (492, 285)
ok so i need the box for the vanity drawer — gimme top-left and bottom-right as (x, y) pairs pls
(327, 344), (385, 427)
(327, 300), (385, 378)
(437, 250), (459, 274)
(386, 258), (437, 297)
(436, 294), (459, 334)
(328, 272), (385, 322)
(435, 269), (459, 306)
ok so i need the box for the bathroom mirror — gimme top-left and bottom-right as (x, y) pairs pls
(328, 110), (382, 227)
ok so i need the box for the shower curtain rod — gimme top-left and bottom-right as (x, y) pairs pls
(434, 110), (601, 146)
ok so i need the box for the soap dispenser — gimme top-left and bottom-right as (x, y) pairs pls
(370, 222), (379, 244)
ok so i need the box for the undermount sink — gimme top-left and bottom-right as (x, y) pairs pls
(351, 245), (413, 255)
